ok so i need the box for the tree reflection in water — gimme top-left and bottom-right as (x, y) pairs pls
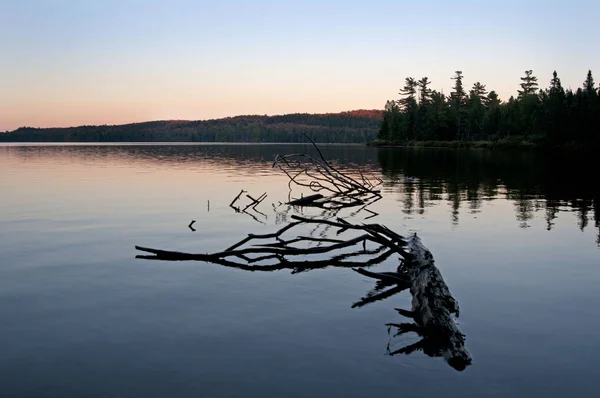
(377, 147), (600, 245)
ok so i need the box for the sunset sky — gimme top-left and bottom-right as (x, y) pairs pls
(1, 0), (599, 131)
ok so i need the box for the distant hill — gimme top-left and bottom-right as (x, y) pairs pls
(0, 110), (383, 143)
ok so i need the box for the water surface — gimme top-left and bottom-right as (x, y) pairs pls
(1, 144), (598, 397)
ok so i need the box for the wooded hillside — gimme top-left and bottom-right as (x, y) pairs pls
(0, 110), (383, 143)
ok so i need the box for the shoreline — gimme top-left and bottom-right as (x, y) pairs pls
(366, 139), (597, 151)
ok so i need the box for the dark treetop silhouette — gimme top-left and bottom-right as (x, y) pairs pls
(377, 69), (600, 148)
(135, 142), (471, 371)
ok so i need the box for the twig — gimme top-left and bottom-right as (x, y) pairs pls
(229, 189), (246, 208)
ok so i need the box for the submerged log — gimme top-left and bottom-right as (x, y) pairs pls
(136, 138), (469, 369)
(136, 215), (471, 370)
(353, 233), (472, 371)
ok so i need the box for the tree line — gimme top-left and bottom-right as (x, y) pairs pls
(0, 111), (382, 143)
(377, 70), (600, 147)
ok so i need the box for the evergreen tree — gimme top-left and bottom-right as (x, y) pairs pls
(482, 91), (502, 138)
(466, 82), (488, 140)
(378, 100), (402, 140)
(549, 70), (564, 95)
(450, 71), (467, 140)
(415, 77), (434, 139)
(580, 70), (598, 144)
(583, 70), (596, 95)
(516, 70), (540, 137)
(544, 71), (567, 143)
(518, 70), (539, 98)
(470, 82), (488, 104)
(378, 102), (392, 140)
(417, 77), (432, 104)
(398, 77), (418, 110)
(430, 90), (451, 140)
(397, 77), (418, 140)
(373, 67), (599, 147)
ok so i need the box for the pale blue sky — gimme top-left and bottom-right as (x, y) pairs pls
(1, 0), (598, 130)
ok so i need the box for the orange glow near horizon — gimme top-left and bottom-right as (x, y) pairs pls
(1, 95), (388, 131)
(2, 1), (598, 132)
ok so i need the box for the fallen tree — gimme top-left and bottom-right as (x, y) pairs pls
(273, 135), (382, 213)
(135, 140), (470, 370)
(352, 234), (472, 371)
(135, 215), (471, 370)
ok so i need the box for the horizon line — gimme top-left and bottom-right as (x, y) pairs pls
(4, 108), (384, 132)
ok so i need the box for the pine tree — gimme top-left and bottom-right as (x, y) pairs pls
(516, 70), (540, 137)
(378, 101), (393, 140)
(580, 70), (598, 144)
(430, 90), (451, 140)
(450, 71), (467, 140)
(470, 82), (488, 104)
(397, 77), (418, 140)
(482, 91), (502, 138)
(375, 67), (599, 146)
(518, 70), (539, 98)
(544, 71), (567, 143)
(417, 77), (432, 104)
(583, 70), (596, 95)
(450, 71), (466, 104)
(466, 82), (488, 139)
(398, 77), (418, 110)
(549, 70), (563, 94)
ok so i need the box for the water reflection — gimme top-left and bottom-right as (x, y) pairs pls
(2, 144), (598, 245)
(352, 267), (471, 371)
(136, 214), (471, 371)
(0, 144), (381, 177)
(377, 148), (600, 245)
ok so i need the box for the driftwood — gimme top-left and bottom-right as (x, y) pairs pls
(352, 234), (472, 371)
(136, 215), (399, 272)
(136, 141), (470, 370)
(135, 216), (471, 370)
(273, 135), (382, 213)
(229, 189), (268, 224)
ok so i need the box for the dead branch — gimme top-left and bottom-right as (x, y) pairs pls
(135, 139), (470, 370)
(136, 213), (470, 371)
(135, 216), (470, 370)
(353, 234), (472, 371)
(229, 189), (246, 209)
(229, 189), (268, 223)
(272, 135), (382, 213)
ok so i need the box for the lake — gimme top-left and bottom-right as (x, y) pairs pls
(1, 143), (598, 398)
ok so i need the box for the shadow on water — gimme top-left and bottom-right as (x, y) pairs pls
(377, 147), (600, 245)
(3, 144), (597, 244)
(136, 213), (472, 371)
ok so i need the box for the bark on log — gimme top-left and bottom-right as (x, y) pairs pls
(355, 233), (472, 371)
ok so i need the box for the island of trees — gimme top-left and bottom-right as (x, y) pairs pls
(0, 110), (382, 143)
(375, 70), (600, 149)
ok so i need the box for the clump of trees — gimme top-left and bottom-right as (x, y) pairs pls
(378, 70), (600, 147)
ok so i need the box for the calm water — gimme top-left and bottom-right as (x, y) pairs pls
(1, 144), (598, 398)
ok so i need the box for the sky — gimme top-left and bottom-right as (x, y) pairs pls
(1, 0), (599, 131)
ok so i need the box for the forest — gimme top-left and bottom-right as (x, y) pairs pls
(0, 110), (382, 143)
(376, 70), (600, 148)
